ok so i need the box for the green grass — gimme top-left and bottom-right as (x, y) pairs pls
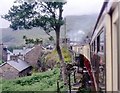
(0, 60), (3, 65)
(1, 68), (68, 92)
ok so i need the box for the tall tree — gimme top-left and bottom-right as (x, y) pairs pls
(3, 0), (67, 84)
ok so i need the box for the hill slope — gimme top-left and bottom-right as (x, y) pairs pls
(0, 28), (56, 46)
(0, 14), (97, 46)
(1, 68), (67, 91)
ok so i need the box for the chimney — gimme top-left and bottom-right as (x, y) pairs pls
(10, 54), (18, 62)
(7, 53), (10, 61)
(0, 44), (7, 62)
(18, 52), (24, 60)
(23, 46), (26, 50)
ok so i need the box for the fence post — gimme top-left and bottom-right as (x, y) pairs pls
(68, 72), (71, 93)
(57, 80), (60, 93)
(73, 70), (76, 83)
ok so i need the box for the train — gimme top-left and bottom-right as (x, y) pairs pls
(80, 0), (120, 92)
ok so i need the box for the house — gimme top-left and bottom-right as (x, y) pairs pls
(71, 45), (82, 53)
(13, 44), (42, 68)
(0, 44), (43, 79)
(60, 38), (70, 47)
(13, 47), (33, 60)
(24, 44), (42, 68)
(61, 38), (70, 44)
(0, 55), (32, 79)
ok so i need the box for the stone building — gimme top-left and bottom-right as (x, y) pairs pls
(24, 44), (42, 68)
(0, 55), (31, 79)
(13, 44), (42, 68)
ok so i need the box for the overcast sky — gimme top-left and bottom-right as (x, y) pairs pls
(0, 0), (104, 28)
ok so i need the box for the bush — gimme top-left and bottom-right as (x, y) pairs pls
(45, 47), (72, 64)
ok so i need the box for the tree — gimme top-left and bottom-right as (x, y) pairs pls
(23, 35), (43, 45)
(34, 38), (43, 45)
(48, 36), (54, 44)
(3, 0), (67, 84)
(23, 35), (27, 39)
(49, 36), (54, 41)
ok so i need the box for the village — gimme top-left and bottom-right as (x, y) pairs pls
(0, 37), (71, 79)
(1, 0), (120, 93)
(0, 36), (91, 92)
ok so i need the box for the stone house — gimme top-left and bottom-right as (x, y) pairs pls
(0, 55), (32, 79)
(13, 47), (32, 60)
(12, 44), (42, 69)
(24, 44), (42, 69)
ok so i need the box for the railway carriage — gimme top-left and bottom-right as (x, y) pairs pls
(89, 0), (120, 92)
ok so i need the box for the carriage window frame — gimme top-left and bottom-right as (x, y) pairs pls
(97, 36), (100, 52)
(94, 41), (95, 52)
(91, 42), (94, 52)
(95, 39), (97, 52)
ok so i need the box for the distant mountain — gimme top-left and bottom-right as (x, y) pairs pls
(66, 14), (97, 32)
(0, 14), (98, 46)
(0, 28), (53, 46)
(66, 14), (97, 42)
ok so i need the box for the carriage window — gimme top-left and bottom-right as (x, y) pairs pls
(97, 30), (105, 91)
(91, 43), (94, 51)
(98, 31), (105, 52)
(97, 36), (100, 52)
(91, 42), (94, 52)
(95, 39), (97, 52)
(92, 43), (94, 51)
(94, 41), (95, 52)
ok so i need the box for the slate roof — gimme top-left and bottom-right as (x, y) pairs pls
(7, 59), (30, 72)
(7, 50), (13, 55)
(13, 48), (33, 55)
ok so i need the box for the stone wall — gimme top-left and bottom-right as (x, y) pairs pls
(0, 63), (19, 79)
(0, 45), (7, 62)
(0, 63), (32, 79)
(19, 66), (32, 77)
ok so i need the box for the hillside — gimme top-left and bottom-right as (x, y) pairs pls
(1, 68), (67, 91)
(0, 28), (56, 46)
(0, 14), (97, 46)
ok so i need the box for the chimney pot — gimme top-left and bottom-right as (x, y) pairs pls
(10, 55), (18, 62)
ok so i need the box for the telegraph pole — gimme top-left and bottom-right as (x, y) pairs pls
(64, 17), (67, 45)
